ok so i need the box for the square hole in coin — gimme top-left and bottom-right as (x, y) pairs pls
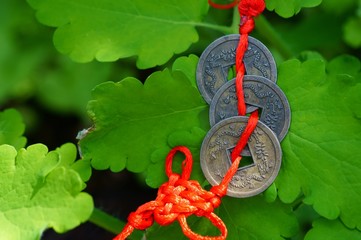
(226, 146), (255, 170)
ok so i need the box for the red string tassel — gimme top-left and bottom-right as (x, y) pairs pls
(114, 0), (265, 239)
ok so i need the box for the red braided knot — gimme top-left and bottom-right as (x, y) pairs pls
(208, 0), (265, 14)
(114, 146), (227, 240)
(115, 108), (259, 239)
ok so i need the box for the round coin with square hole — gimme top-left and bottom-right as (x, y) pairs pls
(196, 34), (277, 104)
(209, 75), (290, 141)
(200, 116), (282, 198)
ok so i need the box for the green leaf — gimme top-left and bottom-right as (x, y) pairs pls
(172, 54), (199, 88)
(79, 62), (209, 173)
(293, 204), (320, 240)
(305, 218), (361, 240)
(146, 127), (207, 188)
(276, 55), (361, 229)
(54, 143), (92, 182)
(146, 196), (298, 239)
(273, 11), (345, 58)
(27, 0), (209, 68)
(220, 197), (298, 239)
(0, 144), (93, 240)
(263, 183), (278, 203)
(343, 16), (361, 48)
(266, 0), (322, 18)
(0, 109), (26, 150)
(321, 0), (357, 14)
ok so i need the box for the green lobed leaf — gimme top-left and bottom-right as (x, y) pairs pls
(219, 197), (298, 239)
(276, 55), (361, 229)
(79, 58), (209, 173)
(266, 0), (322, 18)
(172, 54), (199, 88)
(146, 127), (207, 188)
(54, 143), (92, 182)
(0, 144), (93, 240)
(26, 0), (209, 68)
(0, 109), (26, 150)
(305, 218), (361, 240)
(146, 196), (298, 240)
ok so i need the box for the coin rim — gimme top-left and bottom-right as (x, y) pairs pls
(196, 34), (278, 104)
(209, 75), (291, 141)
(200, 116), (282, 198)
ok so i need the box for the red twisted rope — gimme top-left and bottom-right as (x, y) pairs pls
(114, 1), (265, 239)
(231, 0), (265, 161)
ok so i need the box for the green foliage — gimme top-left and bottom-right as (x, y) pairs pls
(343, 16), (361, 48)
(219, 197), (298, 239)
(266, 0), (322, 18)
(0, 0), (52, 104)
(305, 219), (361, 240)
(0, 0), (115, 119)
(147, 196), (298, 240)
(26, 0), (209, 68)
(0, 144), (93, 240)
(0, 109), (26, 150)
(2, 0), (361, 239)
(321, 0), (358, 14)
(146, 127), (206, 188)
(276, 56), (361, 229)
(272, 11), (345, 59)
(54, 143), (92, 182)
(171, 54), (199, 88)
(78, 52), (361, 238)
(79, 60), (209, 173)
(36, 56), (113, 116)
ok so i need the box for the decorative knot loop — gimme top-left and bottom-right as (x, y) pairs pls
(210, 185), (227, 199)
(208, 0), (265, 18)
(114, 146), (227, 240)
(127, 211), (153, 230)
(238, 0), (266, 17)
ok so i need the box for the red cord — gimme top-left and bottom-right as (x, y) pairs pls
(231, 0), (265, 161)
(114, 1), (265, 239)
(114, 146), (227, 240)
(208, 0), (239, 9)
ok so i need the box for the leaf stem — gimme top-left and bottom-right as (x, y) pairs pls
(196, 9), (294, 61)
(89, 207), (143, 239)
(89, 208), (124, 234)
(231, 6), (240, 34)
(194, 6), (240, 34)
(194, 21), (233, 34)
(255, 15), (294, 60)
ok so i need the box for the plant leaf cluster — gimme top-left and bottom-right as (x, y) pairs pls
(79, 60), (209, 173)
(276, 55), (361, 230)
(27, 0), (209, 68)
(0, 143), (93, 239)
(0, 0), (361, 239)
